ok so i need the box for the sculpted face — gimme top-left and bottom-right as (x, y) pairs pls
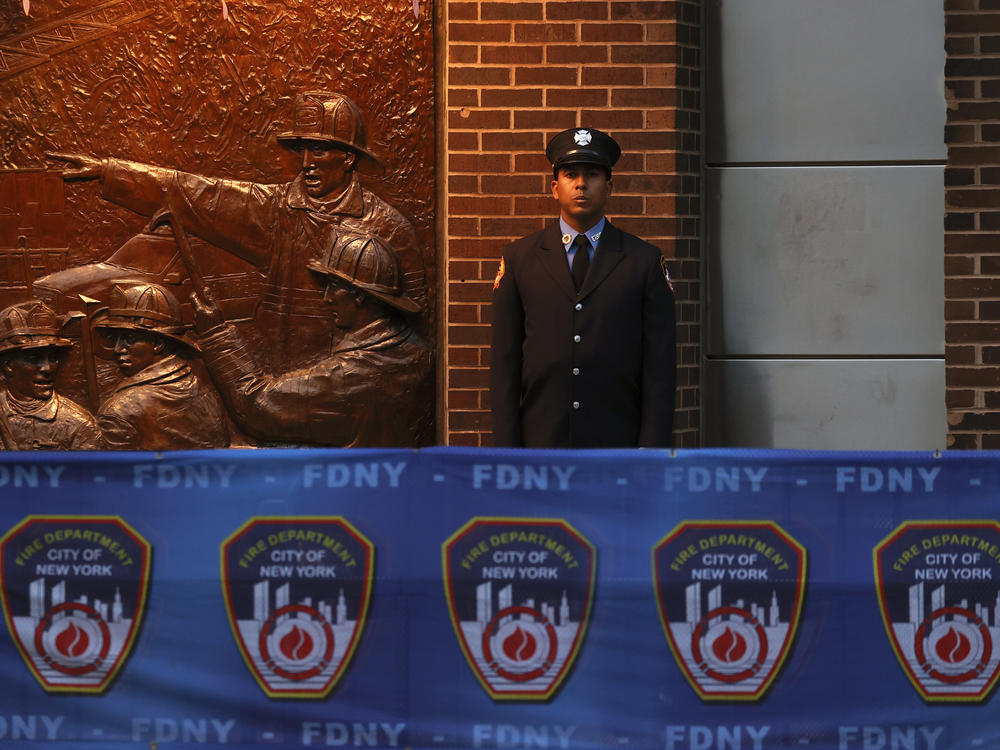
(296, 140), (357, 199)
(551, 164), (612, 232)
(1, 348), (64, 401)
(324, 281), (360, 330)
(108, 330), (164, 376)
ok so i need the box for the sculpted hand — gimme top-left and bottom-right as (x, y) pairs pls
(190, 289), (224, 332)
(45, 152), (103, 180)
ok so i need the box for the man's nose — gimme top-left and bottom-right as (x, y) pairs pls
(302, 148), (315, 167)
(37, 355), (55, 373)
(114, 337), (128, 354)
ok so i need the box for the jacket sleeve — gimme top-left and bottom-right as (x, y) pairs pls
(197, 322), (355, 445)
(101, 159), (273, 269)
(637, 252), (677, 447)
(489, 251), (524, 447)
(97, 411), (141, 450)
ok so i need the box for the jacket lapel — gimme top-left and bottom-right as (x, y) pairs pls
(578, 220), (624, 298)
(537, 223), (577, 301)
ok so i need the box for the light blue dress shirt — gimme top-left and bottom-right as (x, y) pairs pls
(559, 216), (605, 270)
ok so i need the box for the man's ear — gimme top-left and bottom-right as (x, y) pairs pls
(152, 338), (167, 354)
(345, 151), (357, 169)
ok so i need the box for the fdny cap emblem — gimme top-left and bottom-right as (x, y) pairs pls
(573, 130), (592, 146)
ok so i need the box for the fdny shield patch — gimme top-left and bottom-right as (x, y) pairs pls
(442, 517), (596, 700)
(0, 515), (151, 694)
(221, 517), (374, 699)
(660, 256), (675, 293)
(874, 520), (1000, 702)
(652, 520), (807, 701)
(493, 257), (505, 290)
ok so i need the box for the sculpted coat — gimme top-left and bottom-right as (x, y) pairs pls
(97, 354), (230, 450)
(491, 221), (676, 448)
(197, 317), (432, 447)
(98, 159), (423, 370)
(0, 390), (103, 450)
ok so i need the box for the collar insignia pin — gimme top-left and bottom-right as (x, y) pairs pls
(562, 233), (572, 245)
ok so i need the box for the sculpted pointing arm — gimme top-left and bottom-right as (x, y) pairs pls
(47, 152), (272, 269)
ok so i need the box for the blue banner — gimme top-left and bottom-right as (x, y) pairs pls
(0, 448), (997, 749)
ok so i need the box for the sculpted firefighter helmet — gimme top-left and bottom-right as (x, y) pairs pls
(307, 234), (420, 314)
(277, 91), (382, 167)
(0, 300), (72, 354)
(92, 282), (199, 351)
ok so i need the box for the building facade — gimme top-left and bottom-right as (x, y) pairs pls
(442, 0), (994, 450)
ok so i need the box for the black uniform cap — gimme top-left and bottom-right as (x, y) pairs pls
(546, 128), (622, 173)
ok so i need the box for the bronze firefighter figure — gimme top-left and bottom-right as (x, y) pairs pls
(0, 300), (103, 450)
(92, 282), (230, 450)
(190, 233), (432, 447)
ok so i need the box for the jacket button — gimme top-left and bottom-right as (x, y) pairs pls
(575, 303), (583, 311)
(573, 334), (581, 343)
(572, 401), (580, 409)
(572, 367), (580, 375)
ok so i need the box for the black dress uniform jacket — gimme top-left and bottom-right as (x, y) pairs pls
(491, 220), (676, 448)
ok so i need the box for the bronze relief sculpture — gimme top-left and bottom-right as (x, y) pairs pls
(0, 0), (436, 449)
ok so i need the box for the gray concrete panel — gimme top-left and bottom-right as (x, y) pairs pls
(704, 359), (946, 450)
(706, 0), (946, 163)
(706, 166), (944, 356)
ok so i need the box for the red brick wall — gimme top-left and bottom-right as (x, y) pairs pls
(945, 0), (1000, 448)
(442, 0), (702, 447)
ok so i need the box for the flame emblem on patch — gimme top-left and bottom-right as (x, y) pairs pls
(493, 258), (505, 290)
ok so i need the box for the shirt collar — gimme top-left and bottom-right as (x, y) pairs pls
(113, 354), (188, 392)
(332, 318), (412, 355)
(286, 173), (365, 217)
(559, 216), (606, 252)
(1, 388), (59, 422)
